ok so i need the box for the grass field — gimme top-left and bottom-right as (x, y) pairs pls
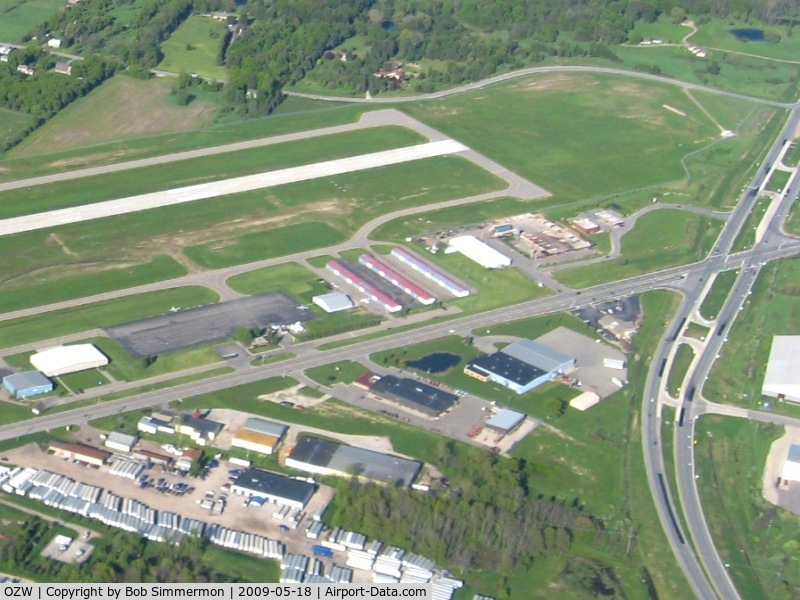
(158, 15), (229, 80)
(765, 169), (793, 193)
(0, 107), (35, 151)
(402, 73), (720, 199)
(731, 196), (772, 252)
(0, 398), (40, 426)
(787, 200), (800, 235)
(226, 262), (323, 297)
(705, 257), (800, 412)
(10, 75), (223, 158)
(694, 416), (800, 599)
(628, 17), (691, 44)
(689, 17), (800, 64)
(699, 270), (738, 321)
(305, 360), (368, 386)
(0, 0), (64, 43)
(0, 125), (426, 219)
(556, 209), (723, 288)
(783, 142), (800, 168)
(685, 322), (710, 340)
(0, 287), (218, 349)
(667, 343), (695, 397)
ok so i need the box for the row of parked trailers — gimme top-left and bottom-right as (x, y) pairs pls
(3, 467), (283, 559)
(109, 458), (145, 480)
(279, 553), (353, 585)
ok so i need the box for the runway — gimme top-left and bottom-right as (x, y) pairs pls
(0, 139), (468, 238)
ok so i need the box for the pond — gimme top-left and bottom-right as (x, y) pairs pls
(730, 28), (765, 42)
(405, 352), (460, 373)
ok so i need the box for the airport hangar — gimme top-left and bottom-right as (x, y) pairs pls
(2, 371), (53, 399)
(465, 339), (576, 395)
(762, 336), (800, 402)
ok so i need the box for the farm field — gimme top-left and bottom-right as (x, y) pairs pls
(9, 75), (223, 159)
(158, 15), (229, 81)
(556, 209), (723, 288)
(704, 257), (800, 415)
(0, 0), (64, 43)
(0, 287), (218, 349)
(0, 125), (426, 219)
(694, 416), (799, 600)
(402, 73), (721, 199)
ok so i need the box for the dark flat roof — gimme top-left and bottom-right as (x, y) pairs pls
(467, 353), (547, 386)
(370, 375), (457, 416)
(235, 468), (316, 506)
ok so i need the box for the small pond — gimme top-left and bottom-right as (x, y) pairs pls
(730, 28), (765, 42)
(405, 352), (460, 373)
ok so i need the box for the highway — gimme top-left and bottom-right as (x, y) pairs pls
(0, 66), (798, 598)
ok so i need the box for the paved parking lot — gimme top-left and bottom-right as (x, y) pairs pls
(106, 292), (313, 357)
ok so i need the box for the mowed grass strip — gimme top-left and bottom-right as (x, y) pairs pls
(0, 0), (64, 42)
(0, 287), (218, 349)
(782, 142), (800, 168)
(556, 209), (723, 288)
(402, 73), (720, 197)
(730, 196), (772, 252)
(0, 254), (186, 314)
(0, 125), (426, 219)
(699, 270), (738, 321)
(158, 15), (229, 81)
(666, 343), (695, 398)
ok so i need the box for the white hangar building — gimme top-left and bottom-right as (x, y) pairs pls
(30, 344), (109, 377)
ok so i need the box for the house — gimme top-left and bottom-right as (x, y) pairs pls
(54, 62), (72, 75)
(47, 39), (62, 49)
(16, 65), (35, 76)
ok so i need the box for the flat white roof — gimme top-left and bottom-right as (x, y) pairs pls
(312, 292), (354, 313)
(30, 344), (109, 377)
(448, 235), (511, 269)
(570, 391), (600, 411)
(486, 409), (526, 432)
(762, 336), (800, 401)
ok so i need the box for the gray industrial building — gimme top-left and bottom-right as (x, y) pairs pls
(286, 435), (422, 486)
(230, 468), (316, 510)
(369, 375), (458, 417)
(2, 371), (53, 399)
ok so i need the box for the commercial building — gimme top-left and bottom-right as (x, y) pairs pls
(781, 444), (800, 483)
(390, 247), (470, 298)
(2, 371), (53, 399)
(312, 292), (354, 313)
(31, 344), (109, 377)
(465, 339), (576, 395)
(175, 414), (224, 445)
(368, 374), (458, 417)
(485, 410), (526, 435)
(447, 235), (512, 269)
(358, 254), (436, 305)
(232, 418), (288, 456)
(137, 415), (175, 435)
(286, 435), (422, 486)
(570, 217), (601, 235)
(762, 336), (800, 402)
(48, 441), (110, 467)
(104, 432), (138, 453)
(230, 468), (316, 510)
(326, 261), (402, 313)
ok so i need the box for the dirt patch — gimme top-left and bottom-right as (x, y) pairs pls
(47, 233), (79, 259)
(514, 74), (599, 95)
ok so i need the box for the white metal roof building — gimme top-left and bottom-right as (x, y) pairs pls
(390, 247), (470, 297)
(30, 344), (109, 377)
(502, 339), (575, 374)
(447, 235), (512, 269)
(781, 444), (800, 483)
(485, 409), (526, 434)
(105, 432), (139, 453)
(762, 336), (800, 402)
(312, 292), (355, 313)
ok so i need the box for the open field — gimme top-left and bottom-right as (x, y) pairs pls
(158, 15), (229, 81)
(731, 196), (772, 252)
(556, 209), (723, 288)
(667, 343), (695, 397)
(0, 108), (35, 152)
(226, 262), (323, 297)
(10, 75), (223, 158)
(694, 416), (799, 600)
(628, 17), (691, 44)
(705, 257), (800, 414)
(0, 399), (40, 426)
(0, 287), (218, 349)
(689, 18), (800, 63)
(699, 270), (738, 320)
(0, 126), (426, 219)
(0, 0), (64, 43)
(305, 360), (368, 387)
(402, 73), (720, 199)
(0, 254), (186, 314)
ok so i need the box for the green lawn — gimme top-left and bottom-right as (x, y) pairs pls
(0, 107), (36, 151)
(0, 0), (64, 43)
(305, 360), (368, 386)
(689, 17), (800, 63)
(705, 257), (800, 413)
(402, 73), (720, 198)
(0, 287), (218, 349)
(787, 200), (800, 236)
(730, 196), (773, 252)
(765, 169), (792, 193)
(0, 126), (425, 220)
(666, 343), (695, 398)
(557, 209), (723, 288)
(699, 270), (738, 321)
(158, 15), (229, 80)
(684, 322), (710, 341)
(226, 262), (324, 297)
(0, 399), (40, 426)
(0, 255), (186, 314)
(694, 416), (799, 599)
(628, 16), (691, 44)
(57, 368), (110, 393)
(782, 142), (800, 168)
